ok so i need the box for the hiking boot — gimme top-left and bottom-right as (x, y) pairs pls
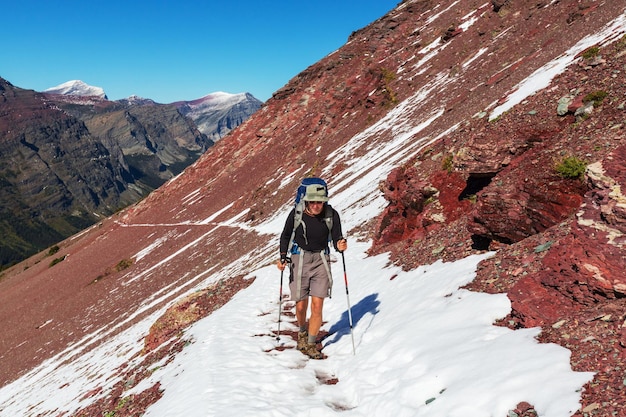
(303, 343), (323, 360)
(297, 331), (308, 352)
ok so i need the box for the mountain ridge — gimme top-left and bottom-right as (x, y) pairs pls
(41, 79), (263, 139)
(0, 77), (260, 268)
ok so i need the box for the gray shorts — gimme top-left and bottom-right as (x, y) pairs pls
(289, 251), (332, 301)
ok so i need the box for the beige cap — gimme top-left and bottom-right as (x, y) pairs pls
(302, 184), (329, 202)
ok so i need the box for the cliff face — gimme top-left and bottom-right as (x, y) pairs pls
(0, 80), (224, 267)
(0, 80), (133, 259)
(176, 92), (263, 141)
(77, 101), (212, 186)
(1, 0), (626, 415)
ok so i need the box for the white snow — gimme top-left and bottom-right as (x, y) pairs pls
(44, 79), (106, 98)
(190, 92), (250, 111)
(137, 245), (591, 417)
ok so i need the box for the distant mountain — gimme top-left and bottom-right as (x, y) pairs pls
(44, 79), (107, 99)
(0, 77), (261, 268)
(175, 92), (263, 141)
(45, 81), (263, 141)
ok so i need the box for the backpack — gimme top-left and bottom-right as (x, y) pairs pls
(287, 177), (334, 255)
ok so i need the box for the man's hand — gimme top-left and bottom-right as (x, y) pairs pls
(277, 259), (286, 271)
(337, 238), (348, 252)
(277, 255), (289, 271)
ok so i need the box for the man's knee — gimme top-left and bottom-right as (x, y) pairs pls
(310, 297), (324, 314)
(296, 299), (308, 313)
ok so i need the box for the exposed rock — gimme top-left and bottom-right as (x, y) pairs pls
(468, 155), (586, 244)
(370, 4), (626, 413)
(374, 164), (471, 248)
(557, 93), (575, 116)
(441, 25), (463, 42)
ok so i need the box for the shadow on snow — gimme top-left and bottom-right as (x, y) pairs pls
(323, 293), (380, 347)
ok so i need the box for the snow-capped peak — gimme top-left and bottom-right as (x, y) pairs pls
(44, 80), (107, 99)
(185, 91), (251, 110)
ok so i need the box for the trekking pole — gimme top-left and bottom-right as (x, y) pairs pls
(341, 251), (356, 355)
(276, 268), (284, 342)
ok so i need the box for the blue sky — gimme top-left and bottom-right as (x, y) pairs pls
(1, 1), (398, 103)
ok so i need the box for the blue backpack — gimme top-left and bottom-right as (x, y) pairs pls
(288, 177), (334, 255)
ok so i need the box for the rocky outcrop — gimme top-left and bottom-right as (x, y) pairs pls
(464, 138), (587, 244)
(509, 145), (626, 324)
(372, 9), (626, 414)
(375, 164), (471, 247)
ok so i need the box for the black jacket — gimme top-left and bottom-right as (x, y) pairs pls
(279, 204), (343, 256)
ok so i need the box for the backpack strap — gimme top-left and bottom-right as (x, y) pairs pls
(324, 204), (333, 238)
(287, 201), (305, 255)
(319, 251), (333, 298)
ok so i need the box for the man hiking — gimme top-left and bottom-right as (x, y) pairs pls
(277, 179), (347, 359)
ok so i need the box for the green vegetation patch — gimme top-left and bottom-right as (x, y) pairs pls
(581, 46), (600, 60)
(441, 154), (454, 172)
(49, 255), (66, 267)
(115, 258), (133, 272)
(555, 156), (587, 179)
(378, 67), (398, 106)
(582, 90), (608, 106)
